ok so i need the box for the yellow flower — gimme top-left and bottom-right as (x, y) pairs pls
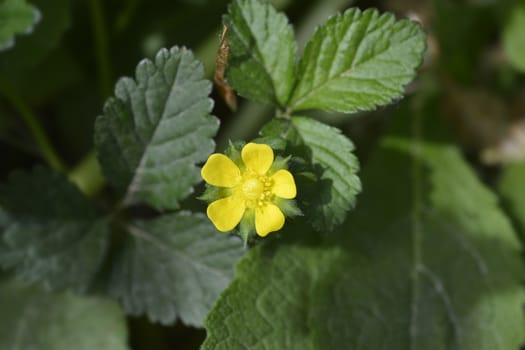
(201, 143), (297, 237)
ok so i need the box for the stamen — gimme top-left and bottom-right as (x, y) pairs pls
(238, 174), (273, 208)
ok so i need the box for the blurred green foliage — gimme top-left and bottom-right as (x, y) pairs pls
(2, 0), (525, 349)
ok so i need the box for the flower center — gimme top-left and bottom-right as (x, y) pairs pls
(239, 174), (273, 208)
(242, 178), (264, 200)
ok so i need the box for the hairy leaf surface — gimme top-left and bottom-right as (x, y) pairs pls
(95, 46), (218, 210)
(292, 116), (360, 231)
(0, 0), (40, 51)
(203, 102), (525, 349)
(0, 279), (127, 350)
(289, 8), (426, 113)
(224, 0), (296, 106)
(109, 212), (244, 326)
(0, 167), (109, 292)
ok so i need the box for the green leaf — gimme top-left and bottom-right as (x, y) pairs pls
(202, 237), (341, 350)
(319, 124), (524, 349)
(0, 0), (40, 51)
(0, 167), (109, 292)
(0, 278), (128, 350)
(224, 0), (296, 106)
(292, 116), (361, 231)
(503, 2), (525, 72)
(499, 161), (525, 237)
(289, 8), (426, 113)
(0, 0), (70, 74)
(95, 46), (219, 210)
(108, 211), (245, 326)
(203, 101), (525, 349)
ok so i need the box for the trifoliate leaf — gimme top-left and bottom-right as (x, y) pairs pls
(203, 100), (525, 349)
(108, 212), (244, 326)
(95, 46), (219, 210)
(0, 0), (70, 74)
(499, 162), (525, 237)
(0, 167), (109, 292)
(0, 0), (40, 51)
(224, 0), (296, 106)
(289, 8), (426, 113)
(0, 279), (128, 350)
(292, 117), (360, 231)
(503, 2), (525, 72)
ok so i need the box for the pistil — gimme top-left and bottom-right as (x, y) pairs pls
(239, 174), (274, 208)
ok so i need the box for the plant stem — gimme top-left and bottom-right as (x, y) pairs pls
(88, 0), (113, 98)
(68, 151), (105, 196)
(0, 78), (66, 171)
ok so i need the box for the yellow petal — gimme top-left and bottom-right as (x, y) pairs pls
(201, 154), (241, 187)
(207, 195), (246, 232)
(241, 143), (273, 175)
(271, 170), (296, 199)
(255, 204), (285, 237)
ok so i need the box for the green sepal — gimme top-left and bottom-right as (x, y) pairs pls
(224, 141), (245, 170)
(269, 155), (291, 173)
(274, 198), (302, 218)
(198, 184), (233, 203)
(236, 198), (301, 245)
(251, 136), (287, 151)
(238, 209), (255, 245)
(259, 118), (300, 144)
(223, 138), (293, 172)
(252, 123), (289, 151)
